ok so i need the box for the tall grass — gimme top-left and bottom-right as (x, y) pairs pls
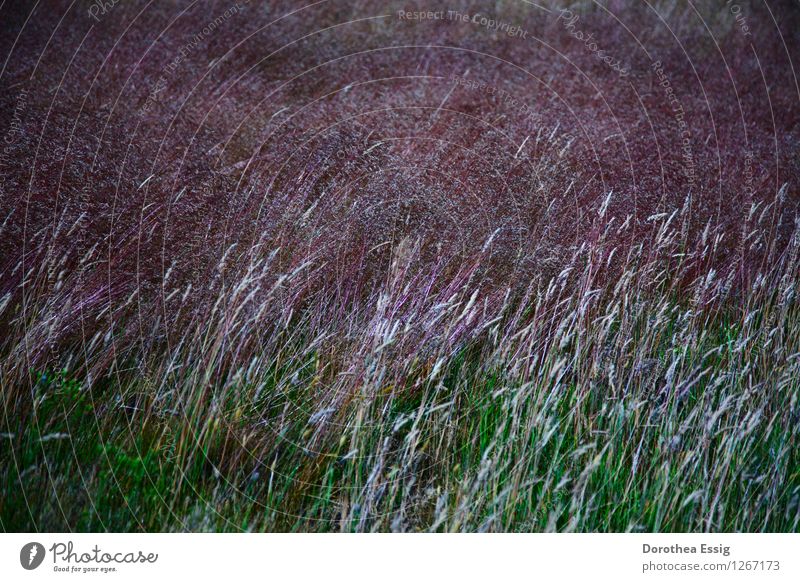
(2, 190), (799, 531)
(1, 0), (799, 531)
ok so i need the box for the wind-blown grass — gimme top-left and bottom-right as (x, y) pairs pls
(1, 0), (799, 531)
(3, 197), (800, 531)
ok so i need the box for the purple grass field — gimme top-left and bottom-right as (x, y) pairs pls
(1, 0), (799, 532)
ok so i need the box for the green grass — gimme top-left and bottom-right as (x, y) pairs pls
(3, 300), (799, 531)
(2, 198), (800, 532)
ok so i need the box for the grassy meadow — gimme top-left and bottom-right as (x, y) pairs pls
(1, 1), (799, 531)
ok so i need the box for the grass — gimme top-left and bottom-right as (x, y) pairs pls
(1, 0), (799, 532)
(3, 211), (800, 531)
